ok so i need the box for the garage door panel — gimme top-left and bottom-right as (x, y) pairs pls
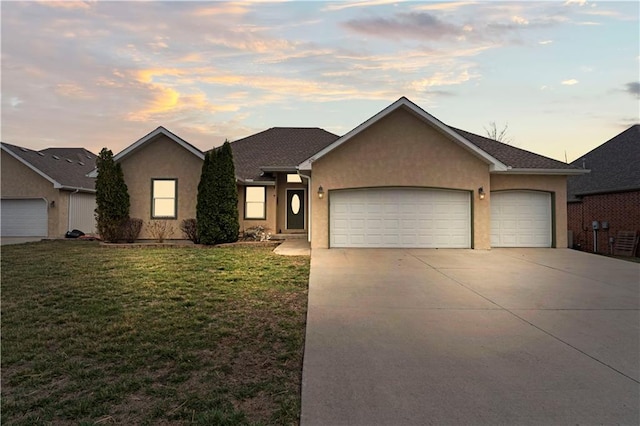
(330, 188), (470, 248)
(491, 191), (551, 248)
(1, 199), (48, 237)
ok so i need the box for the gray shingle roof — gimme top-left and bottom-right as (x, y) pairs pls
(2, 142), (97, 191)
(228, 128), (339, 181)
(451, 128), (581, 171)
(567, 124), (640, 200)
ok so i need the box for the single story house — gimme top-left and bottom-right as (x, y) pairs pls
(104, 97), (585, 249)
(1, 142), (97, 238)
(567, 124), (640, 256)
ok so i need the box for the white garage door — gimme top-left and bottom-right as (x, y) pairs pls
(491, 191), (552, 247)
(330, 188), (471, 248)
(1, 199), (48, 237)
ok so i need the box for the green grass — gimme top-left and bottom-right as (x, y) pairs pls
(1, 241), (310, 425)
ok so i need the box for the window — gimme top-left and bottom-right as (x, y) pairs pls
(287, 173), (303, 183)
(245, 186), (266, 219)
(152, 179), (177, 218)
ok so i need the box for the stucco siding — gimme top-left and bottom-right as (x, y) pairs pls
(119, 135), (203, 239)
(490, 174), (568, 248)
(0, 150), (69, 237)
(310, 108), (491, 249)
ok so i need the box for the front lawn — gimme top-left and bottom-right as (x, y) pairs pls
(1, 241), (310, 425)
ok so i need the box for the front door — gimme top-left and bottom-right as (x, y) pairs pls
(286, 189), (305, 230)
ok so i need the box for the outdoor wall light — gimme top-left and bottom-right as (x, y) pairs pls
(50, 200), (56, 208)
(318, 185), (325, 199)
(478, 187), (485, 200)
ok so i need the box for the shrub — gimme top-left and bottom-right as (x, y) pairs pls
(180, 218), (199, 243)
(214, 141), (239, 244)
(146, 220), (174, 243)
(120, 218), (143, 243)
(197, 150), (219, 245)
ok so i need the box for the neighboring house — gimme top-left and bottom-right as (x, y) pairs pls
(567, 125), (640, 256)
(1, 142), (97, 238)
(102, 97), (585, 249)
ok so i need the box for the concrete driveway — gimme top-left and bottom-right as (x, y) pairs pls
(301, 248), (640, 425)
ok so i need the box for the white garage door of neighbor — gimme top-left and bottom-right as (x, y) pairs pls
(491, 191), (552, 247)
(69, 192), (97, 234)
(330, 188), (471, 248)
(1, 199), (48, 237)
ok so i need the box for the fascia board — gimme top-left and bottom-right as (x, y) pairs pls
(298, 97), (507, 171)
(1, 145), (62, 188)
(492, 168), (590, 175)
(113, 127), (205, 162)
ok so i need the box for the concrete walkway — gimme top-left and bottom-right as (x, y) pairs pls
(273, 239), (310, 256)
(0, 237), (43, 246)
(301, 248), (640, 425)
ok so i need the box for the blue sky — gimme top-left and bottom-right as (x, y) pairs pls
(1, 1), (638, 162)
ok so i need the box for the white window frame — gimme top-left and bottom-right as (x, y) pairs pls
(151, 179), (177, 219)
(245, 186), (266, 220)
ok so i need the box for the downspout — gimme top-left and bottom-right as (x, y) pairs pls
(298, 171), (312, 243)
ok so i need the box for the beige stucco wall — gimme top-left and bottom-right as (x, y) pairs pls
(490, 174), (568, 248)
(1, 150), (71, 237)
(119, 135), (203, 239)
(310, 108), (491, 249)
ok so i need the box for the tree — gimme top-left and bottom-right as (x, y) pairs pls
(214, 141), (239, 243)
(95, 148), (130, 242)
(196, 141), (239, 245)
(196, 149), (218, 245)
(484, 121), (512, 144)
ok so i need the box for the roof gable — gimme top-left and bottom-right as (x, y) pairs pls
(567, 124), (640, 199)
(1, 142), (97, 191)
(88, 126), (205, 177)
(114, 126), (205, 162)
(299, 97), (508, 172)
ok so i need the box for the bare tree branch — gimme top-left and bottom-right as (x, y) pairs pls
(484, 121), (512, 144)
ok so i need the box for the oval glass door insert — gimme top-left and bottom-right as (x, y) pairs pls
(291, 194), (301, 214)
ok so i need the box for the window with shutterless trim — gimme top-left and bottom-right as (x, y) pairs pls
(151, 179), (177, 219)
(245, 186), (266, 219)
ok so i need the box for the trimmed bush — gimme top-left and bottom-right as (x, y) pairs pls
(180, 218), (199, 243)
(120, 218), (143, 243)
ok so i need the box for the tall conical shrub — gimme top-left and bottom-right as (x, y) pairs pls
(196, 150), (219, 245)
(214, 141), (239, 243)
(95, 148), (130, 242)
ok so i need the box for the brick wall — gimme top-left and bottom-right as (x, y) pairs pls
(568, 190), (640, 256)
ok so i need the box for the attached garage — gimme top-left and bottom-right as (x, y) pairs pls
(1, 199), (48, 237)
(330, 188), (471, 248)
(491, 191), (552, 247)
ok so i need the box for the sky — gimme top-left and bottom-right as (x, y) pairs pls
(1, 0), (638, 163)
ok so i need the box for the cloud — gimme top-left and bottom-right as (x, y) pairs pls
(625, 82), (640, 98)
(36, 1), (92, 10)
(413, 2), (477, 12)
(343, 12), (464, 41)
(324, 0), (406, 12)
(561, 79), (579, 85)
(511, 16), (529, 25)
(539, 40), (553, 45)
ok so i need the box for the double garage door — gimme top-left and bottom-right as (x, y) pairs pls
(329, 188), (552, 248)
(330, 188), (471, 248)
(1, 199), (48, 237)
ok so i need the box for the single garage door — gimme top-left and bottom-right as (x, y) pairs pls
(491, 191), (552, 247)
(1, 199), (48, 237)
(330, 188), (471, 248)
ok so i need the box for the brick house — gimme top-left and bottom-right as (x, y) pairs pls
(567, 125), (640, 256)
